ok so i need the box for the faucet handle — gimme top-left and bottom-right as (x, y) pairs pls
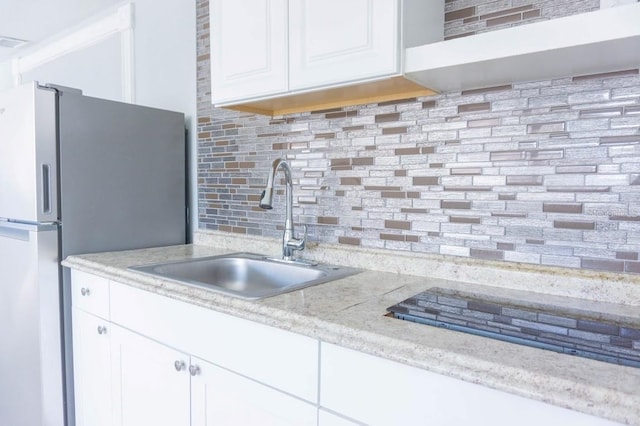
(286, 224), (307, 252)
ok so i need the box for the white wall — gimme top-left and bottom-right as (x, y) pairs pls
(0, 0), (198, 236)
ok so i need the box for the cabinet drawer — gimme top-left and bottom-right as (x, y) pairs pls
(320, 343), (619, 426)
(110, 281), (319, 403)
(71, 270), (110, 319)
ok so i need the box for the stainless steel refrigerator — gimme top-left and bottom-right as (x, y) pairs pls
(0, 82), (187, 426)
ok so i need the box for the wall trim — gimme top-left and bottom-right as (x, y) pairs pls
(11, 3), (135, 102)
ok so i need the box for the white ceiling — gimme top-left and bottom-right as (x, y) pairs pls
(0, 0), (122, 63)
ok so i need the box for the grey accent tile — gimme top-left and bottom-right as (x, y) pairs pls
(581, 258), (625, 272)
(511, 319), (569, 335)
(576, 320), (620, 336)
(506, 175), (543, 185)
(468, 300), (502, 315)
(553, 220), (595, 230)
(621, 327), (640, 340)
(537, 313), (577, 329)
(470, 248), (503, 260)
(543, 203), (583, 214)
(527, 122), (565, 133)
(441, 200), (471, 209)
(556, 165), (597, 174)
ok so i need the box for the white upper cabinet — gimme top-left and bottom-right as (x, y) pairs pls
(210, 0), (288, 103)
(288, 0), (398, 90)
(210, 0), (444, 115)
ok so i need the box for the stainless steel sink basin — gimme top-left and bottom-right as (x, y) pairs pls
(129, 252), (360, 299)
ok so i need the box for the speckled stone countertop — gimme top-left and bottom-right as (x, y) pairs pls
(63, 243), (640, 425)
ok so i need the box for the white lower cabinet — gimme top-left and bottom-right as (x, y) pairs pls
(110, 324), (191, 426)
(71, 308), (112, 426)
(191, 357), (317, 426)
(320, 342), (620, 426)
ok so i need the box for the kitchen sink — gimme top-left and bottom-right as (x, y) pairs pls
(129, 252), (360, 300)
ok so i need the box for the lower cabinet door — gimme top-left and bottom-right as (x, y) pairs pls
(191, 357), (317, 426)
(72, 308), (112, 426)
(110, 325), (191, 426)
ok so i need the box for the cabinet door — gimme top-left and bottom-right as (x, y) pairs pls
(71, 308), (111, 426)
(289, 0), (399, 90)
(191, 357), (317, 426)
(110, 325), (190, 426)
(210, 0), (288, 103)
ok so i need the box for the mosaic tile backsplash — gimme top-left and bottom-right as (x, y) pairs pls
(197, 0), (640, 274)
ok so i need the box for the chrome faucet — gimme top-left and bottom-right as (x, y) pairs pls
(259, 159), (307, 261)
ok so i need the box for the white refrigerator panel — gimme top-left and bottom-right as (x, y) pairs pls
(0, 82), (58, 223)
(0, 221), (64, 426)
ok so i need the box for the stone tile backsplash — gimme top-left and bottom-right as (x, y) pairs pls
(197, 0), (640, 274)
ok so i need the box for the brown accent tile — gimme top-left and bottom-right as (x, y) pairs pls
(626, 260), (640, 273)
(272, 142), (287, 150)
(450, 216), (481, 224)
(445, 6), (475, 22)
(506, 175), (543, 185)
(385, 220), (411, 230)
(470, 248), (504, 260)
(326, 110), (358, 119)
(526, 239), (544, 245)
(383, 126), (408, 135)
(527, 122), (565, 134)
(422, 100), (436, 109)
(573, 69), (639, 81)
(395, 147), (420, 155)
(462, 85), (513, 96)
(219, 225), (233, 233)
(380, 233), (404, 241)
(413, 176), (439, 185)
(463, 16), (479, 24)
(451, 168), (482, 175)
(351, 226), (364, 231)
(339, 236), (361, 246)
(365, 145), (376, 151)
(335, 190), (345, 196)
(406, 235), (420, 243)
(340, 177), (361, 186)
(239, 162), (255, 169)
(331, 158), (350, 167)
(497, 242), (515, 250)
(543, 203), (583, 214)
(610, 337), (634, 348)
(479, 5), (533, 20)
(318, 216), (339, 225)
(343, 125), (365, 131)
(498, 192), (516, 201)
(492, 212), (526, 218)
(352, 206), (363, 211)
(258, 132), (281, 138)
(523, 9), (541, 19)
(198, 132), (211, 138)
(315, 132), (335, 139)
(231, 178), (246, 185)
(421, 146), (436, 154)
(430, 163), (444, 169)
(407, 192), (420, 199)
(375, 113), (400, 123)
(197, 117), (211, 124)
(458, 102), (491, 114)
(486, 13), (522, 27)
(600, 135), (640, 145)
(441, 200), (471, 209)
(378, 98), (416, 106)
(395, 170), (407, 177)
(401, 208), (428, 214)
(616, 251), (638, 261)
(556, 165), (597, 174)
(554, 220), (595, 230)
(610, 215), (640, 222)
(382, 191), (406, 198)
(352, 157), (374, 166)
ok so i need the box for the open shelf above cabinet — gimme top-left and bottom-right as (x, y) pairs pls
(404, 3), (640, 92)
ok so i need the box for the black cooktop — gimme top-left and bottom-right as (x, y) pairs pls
(387, 287), (640, 368)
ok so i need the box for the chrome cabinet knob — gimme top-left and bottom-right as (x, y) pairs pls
(97, 326), (107, 335)
(189, 365), (201, 376)
(174, 360), (186, 372)
(80, 287), (91, 296)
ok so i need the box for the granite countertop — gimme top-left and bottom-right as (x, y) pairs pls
(63, 244), (640, 425)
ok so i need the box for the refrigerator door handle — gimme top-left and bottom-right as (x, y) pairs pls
(41, 164), (52, 214)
